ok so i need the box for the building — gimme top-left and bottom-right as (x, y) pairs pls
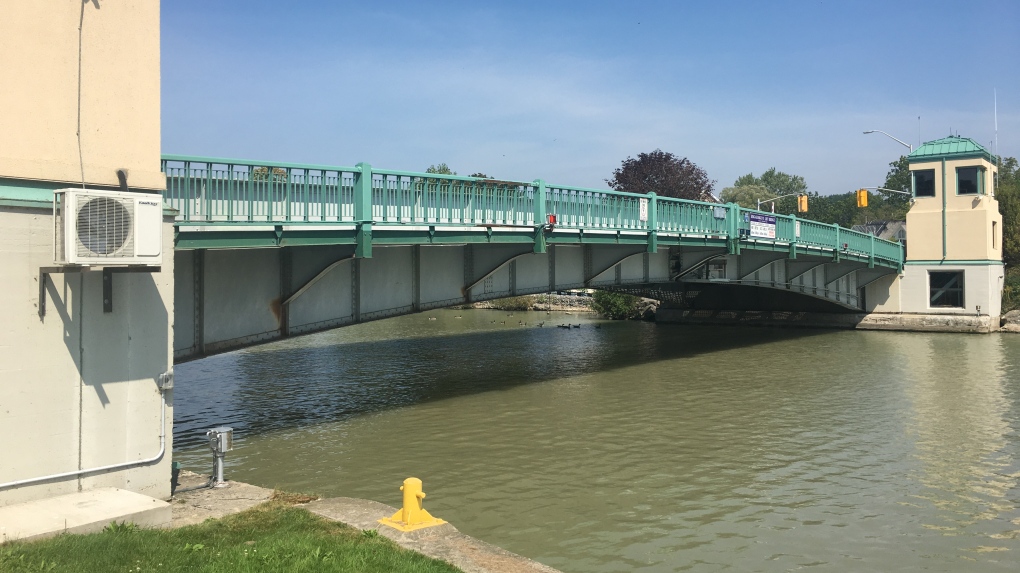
(862, 136), (1003, 331)
(0, 1), (174, 537)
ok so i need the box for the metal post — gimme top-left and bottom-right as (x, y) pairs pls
(789, 213), (798, 259)
(354, 162), (373, 258)
(351, 258), (361, 322)
(727, 203), (740, 255)
(194, 250), (205, 357)
(646, 192), (658, 253)
(411, 245), (421, 312)
(533, 179), (547, 253)
(548, 244), (556, 292)
(463, 244), (474, 303)
(834, 224), (841, 262)
(280, 247), (292, 337)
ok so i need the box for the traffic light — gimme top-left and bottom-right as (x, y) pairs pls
(797, 194), (808, 213)
(856, 189), (869, 208)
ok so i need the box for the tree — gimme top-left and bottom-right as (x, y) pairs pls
(734, 168), (807, 197)
(426, 163), (456, 175)
(720, 184), (774, 209)
(996, 156), (1020, 267)
(469, 172), (490, 178)
(883, 156), (911, 193)
(607, 150), (715, 200)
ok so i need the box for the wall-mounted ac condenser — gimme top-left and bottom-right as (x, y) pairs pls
(53, 188), (163, 265)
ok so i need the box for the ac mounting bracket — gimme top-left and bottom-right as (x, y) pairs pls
(38, 265), (161, 320)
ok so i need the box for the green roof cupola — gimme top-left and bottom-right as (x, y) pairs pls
(907, 136), (994, 164)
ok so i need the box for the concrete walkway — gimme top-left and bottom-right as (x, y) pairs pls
(0, 488), (170, 543)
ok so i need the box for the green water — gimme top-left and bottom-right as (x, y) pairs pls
(174, 310), (1020, 572)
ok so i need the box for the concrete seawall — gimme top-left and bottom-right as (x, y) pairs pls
(172, 471), (561, 573)
(656, 307), (1001, 333)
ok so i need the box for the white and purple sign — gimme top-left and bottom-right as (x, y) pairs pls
(748, 213), (776, 239)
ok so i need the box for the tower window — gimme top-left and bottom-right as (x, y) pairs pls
(913, 170), (935, 197)
(957, 167), (981, 195)
(929, 271), (964, 308)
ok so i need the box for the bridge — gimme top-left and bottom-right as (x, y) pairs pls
(162, 155), (904, 362)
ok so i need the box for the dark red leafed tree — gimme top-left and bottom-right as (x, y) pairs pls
(606, 149), (715, 200)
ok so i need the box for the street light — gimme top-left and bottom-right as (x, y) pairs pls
(863, 130), (912, 152)
(862, 186), (911, 196)
(757, 192), (806, 213)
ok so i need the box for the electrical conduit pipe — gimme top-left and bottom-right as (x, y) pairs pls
(0, 394), (167, 491)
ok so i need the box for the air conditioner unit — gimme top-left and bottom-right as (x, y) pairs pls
(53, 188), (163, 265)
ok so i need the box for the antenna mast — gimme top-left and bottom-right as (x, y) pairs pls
(994, 89), (999, 160)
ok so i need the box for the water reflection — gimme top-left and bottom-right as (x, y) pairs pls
(898, 334), (1019, 553)
(174, 311), (1020, 572)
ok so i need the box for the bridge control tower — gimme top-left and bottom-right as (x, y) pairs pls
(865, 136), (1003, 331)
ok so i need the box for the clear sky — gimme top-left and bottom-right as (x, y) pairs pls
(162, 0), (1020, 195)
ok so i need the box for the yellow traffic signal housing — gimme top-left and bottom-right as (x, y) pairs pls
(856, 189), (869, 208)
(797, 194), (808, 213)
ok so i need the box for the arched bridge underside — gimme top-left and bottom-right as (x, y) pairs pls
(164, 156), (902, 362)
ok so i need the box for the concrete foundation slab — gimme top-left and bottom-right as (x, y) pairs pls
(0, 487), (171, 543)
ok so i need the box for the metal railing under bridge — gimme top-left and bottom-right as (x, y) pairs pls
(161, 155), (904, 269)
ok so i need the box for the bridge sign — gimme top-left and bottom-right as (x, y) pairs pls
(748, 213), (776, 239)
(639, 198), (648, 222)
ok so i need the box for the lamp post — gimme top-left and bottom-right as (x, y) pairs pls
(863, 130), (912, 152)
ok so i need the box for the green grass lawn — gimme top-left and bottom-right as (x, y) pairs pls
(0, 500), (462, 573)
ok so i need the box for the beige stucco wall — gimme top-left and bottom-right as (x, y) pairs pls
(0, 1), (163, 190)
(0, 207), (175, 507)
(906, 158), (1002, 262)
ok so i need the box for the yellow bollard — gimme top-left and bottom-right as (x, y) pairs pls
(378, 477), (446, 532)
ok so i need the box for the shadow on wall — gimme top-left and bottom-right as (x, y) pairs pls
(45, 269), (168, 404)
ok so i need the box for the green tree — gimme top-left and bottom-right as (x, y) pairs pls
(996, 156), (1020, 267)
(734, 168), (807, 197)
(607, 149), (715, 200)
(591, 290), (639, 319)
(719, 184), (775, 209)
(883, 156), (911, 193)
(469, 172), (490, 178)
(426, 163), (456, 175)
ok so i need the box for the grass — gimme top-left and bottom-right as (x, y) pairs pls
(0, 500), (461, 573)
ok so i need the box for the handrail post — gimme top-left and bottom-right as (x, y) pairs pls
(788, 213), (797, 259)
(533, 179), (547, 253)
(833, 223), (841, 262)
(727, 203), (740, 254)
(646, 192), (657, 253)
(183, 161), (192, 222)
(354, 162), (373, 258)
(869, 233), (876, 268)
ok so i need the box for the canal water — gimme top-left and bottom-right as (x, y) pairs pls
(173, 310), (1020, 572)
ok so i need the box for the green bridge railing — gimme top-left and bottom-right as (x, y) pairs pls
(161, 155), (904, 268)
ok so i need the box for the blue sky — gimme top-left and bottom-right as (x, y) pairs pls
(162, 0), (1020, 195)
